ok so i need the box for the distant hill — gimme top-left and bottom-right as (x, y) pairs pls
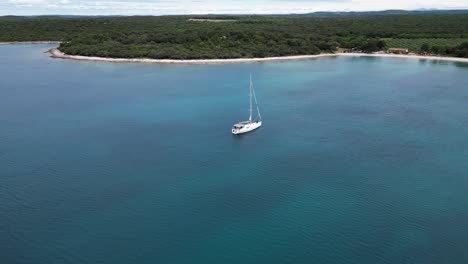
(294, 9), (468, 17)
(2, 9), (468, 19)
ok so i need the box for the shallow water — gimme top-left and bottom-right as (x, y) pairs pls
(1, 44), (468, 264)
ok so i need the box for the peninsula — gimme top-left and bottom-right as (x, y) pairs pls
(1, 11), (468, 60)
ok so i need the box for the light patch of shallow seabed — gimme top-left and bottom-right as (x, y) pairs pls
(1, 44), (468, 264)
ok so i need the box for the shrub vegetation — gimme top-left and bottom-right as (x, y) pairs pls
(1, 12), (467, 59)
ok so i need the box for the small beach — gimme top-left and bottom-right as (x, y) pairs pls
(48, 48), (338, 64)
(340, 52), (468, 63)
(46, 48), (468, 64)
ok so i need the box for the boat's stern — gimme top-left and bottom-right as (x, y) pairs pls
(231, 123), (244, 135)
(231, 121), (262, 135)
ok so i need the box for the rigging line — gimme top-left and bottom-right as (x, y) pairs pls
(251, 80), (262, 121)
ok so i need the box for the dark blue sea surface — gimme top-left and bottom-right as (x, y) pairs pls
(1, 44), (468, 264)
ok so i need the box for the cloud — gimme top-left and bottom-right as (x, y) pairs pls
(1, 0), (468, 15)
(7, 0), (42, 3)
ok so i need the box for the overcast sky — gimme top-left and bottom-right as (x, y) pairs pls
(1, 0), (468, 16)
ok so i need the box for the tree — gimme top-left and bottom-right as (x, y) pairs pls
(360, 39), (382, 53)
(4, 14), (468, 59)
(429, 45), (443, 55)
(420, 43), (430, 54)
(377, 40), (386, 50)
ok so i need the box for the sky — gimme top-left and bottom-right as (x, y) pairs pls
(1, 0), (468, 16)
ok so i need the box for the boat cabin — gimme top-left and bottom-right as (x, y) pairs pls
(233, 121), (250, 129)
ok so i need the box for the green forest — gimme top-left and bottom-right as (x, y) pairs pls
(1, 11), (468, 59)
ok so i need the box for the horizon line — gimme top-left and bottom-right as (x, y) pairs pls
(2, 8), (468, 17)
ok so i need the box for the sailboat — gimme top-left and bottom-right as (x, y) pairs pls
(232, 75), (262, 135)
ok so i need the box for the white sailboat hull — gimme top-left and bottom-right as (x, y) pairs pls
(232, 121), (262, 135)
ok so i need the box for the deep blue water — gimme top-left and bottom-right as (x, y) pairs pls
(1, 44), (468, 264)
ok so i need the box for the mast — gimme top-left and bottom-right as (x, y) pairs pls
(249, 74), (252, 121)
(252, 79), (262, 121)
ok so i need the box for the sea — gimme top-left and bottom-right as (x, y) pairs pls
(1, 44), (468, 264)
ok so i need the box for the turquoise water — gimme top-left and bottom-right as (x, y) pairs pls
(1, 44), (468, 264)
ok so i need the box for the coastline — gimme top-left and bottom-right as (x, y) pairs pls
(48, 48), (338, 64)
(339, 53), (468, 63)
(0, 41), (62, 45)
(48, 48), (468, 64)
